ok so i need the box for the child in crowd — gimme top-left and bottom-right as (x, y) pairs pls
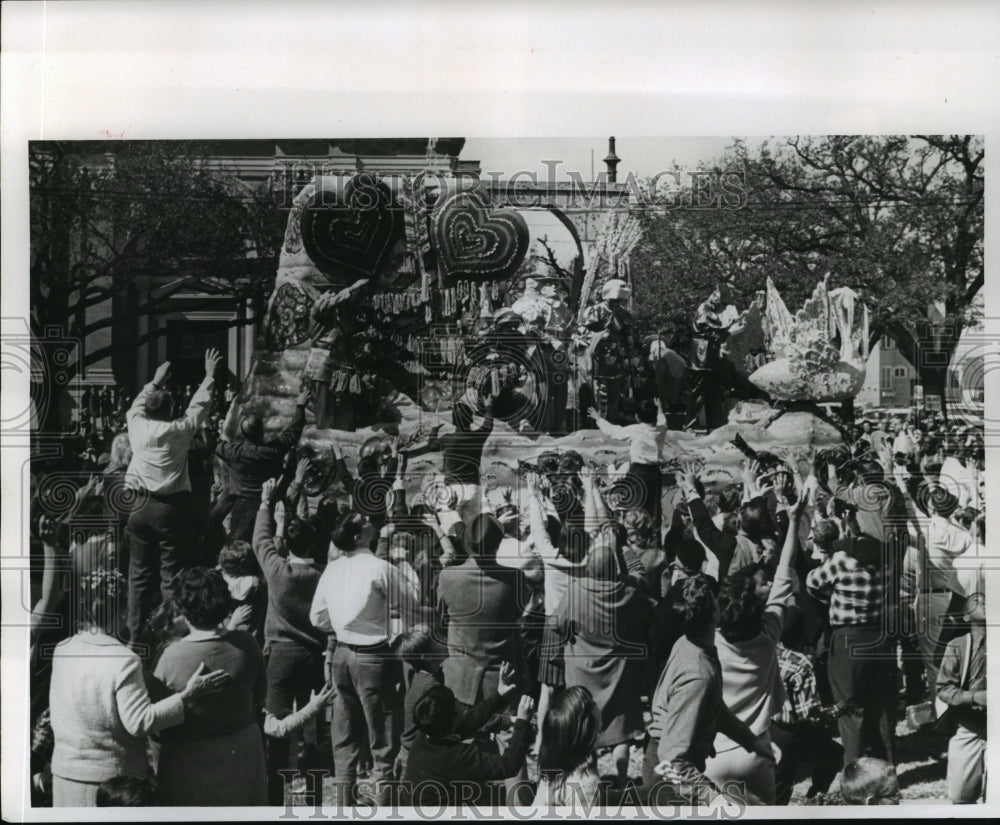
(838, 757), (901, 805)
(403, 662), (531, 808)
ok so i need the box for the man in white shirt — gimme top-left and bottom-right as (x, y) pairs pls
(310, 513), (419, 805)
(124, 349), (221, 647)
(589, 398), (672, 540)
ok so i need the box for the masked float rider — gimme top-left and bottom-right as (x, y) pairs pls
(577, 279), (639, 425)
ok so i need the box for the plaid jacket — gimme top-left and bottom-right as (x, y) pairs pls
(774, 644), (821, 725)
(805, 549), (884, 627)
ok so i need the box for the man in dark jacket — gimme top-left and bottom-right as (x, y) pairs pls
(216, 385), (309, 541)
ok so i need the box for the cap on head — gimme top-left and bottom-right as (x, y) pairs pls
(601, 279), (630, 301)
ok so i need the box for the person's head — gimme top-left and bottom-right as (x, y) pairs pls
(620, 507), (653, 548)
(926, 483), (960, 519)
(632, 398), (658, 425)
(861, 421), (872, 434)
(466, 513), (504, 560)
(171, 567), (232, 631)
(586, 527), (623, 581)
(397, 623), (447, 672)
(557, 450), (584, 476)
(239, 414), (265, 445)
(601, 278), (630, 303)
(217, 540), (258, 578)
(811, 518), (840, 561)
(717, 484), (742, 515)
(96, 776), (159, 807)
(413, 683), (458, 740)
(670, 537), (707, 581)
(719, 563), (770, 641)
(144, 389), (174, 422)
(952, 506), (978, 531)
(284, 516), (319, 560)
(330, 512), (374, 554)
(839, 757), (901, 805)
(962, 589), (986, 625)
(76, 567), (126, 634)
(106, 433), (132, 474)
(738, 500), (768, 542)
(671, 573), (720, 635)
(538, 685), (600, 778)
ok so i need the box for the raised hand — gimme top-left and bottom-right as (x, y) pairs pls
(516, 694), (536, 722)
(204, 348), (222, 379)
(228, 603), (254, 630)
(294, 457), (311, 482)
(152, 361), (172, 389)
(587, 406), (601, 423)
(261, 477), (278, 506)
(498, 661), (518, 696)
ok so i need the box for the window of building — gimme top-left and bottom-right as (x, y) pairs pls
(882, 367), (892, 385)
(893, 366), (907, 378)
(881, 335), (895, 349)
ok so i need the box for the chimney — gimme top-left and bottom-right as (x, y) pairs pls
(603, 136), (621, 183)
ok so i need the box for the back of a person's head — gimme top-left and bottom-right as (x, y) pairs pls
(925, 482), (960, 518)
(738, 500), (768, 541)
(217, 540), (257, 578)
(857, 459), (885, 484)
(718, 484), (742, 514)
(557, 450), (584, 475)
(585, 538), (619, 581)
(812, 518), (840, 551)
(673, 538), (706, 575)
(286, 516), (318, 558)
(413, 684), (456, 739)
(538, 685), (600, 776)
(107, 432), (132, 473)
(239, 414), (265, 445)
(719, 565), (767, 641)
(952, 505), (978, 530)
(96, 776), (159, 807)
(671, 573), (718, 634)
(171, 567), (232, 630)
(619, 507), (653, 544)
(466, 513), (504, 559)
(396, 623), (441, 670)
(330, 513), (365, 553)
(842, 534), (883, 570)
(636, 399), (658, 424)
(840, 757), (900, 805)
(144, 389), (174, 422)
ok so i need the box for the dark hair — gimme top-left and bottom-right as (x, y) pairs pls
(466, 513), (504, 559)
(673, 538), (707, 573)
(144, 389), (174, 422)
(952, 506), (978, 530)
(671, 573), (718, 633)
(585, 537), (619, 581)
(557, 451), (584, 475)
(239, 414), (264, 445)
(738, 500), (768, 541)
(331, 512), (367, 551)
(636, 399), (658, 424)
(719, 565), (767, 642)
(96, 776), (159, 807)
(171, 567), (232, 630)
(413, 684), (456, 739)
(718, 485), (742, 514)
(217, 540), (258, 578)
(286, 516), (318, 558)
(538, 686), (599, 782)
(396, 623), (442, 670)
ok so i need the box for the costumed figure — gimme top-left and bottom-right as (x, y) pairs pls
(575, 278), (639, 425)
(641, 333), (688, 430)
(686, 281), (739, 432)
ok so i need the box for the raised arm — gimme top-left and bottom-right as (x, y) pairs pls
(181, 348), (222, 433)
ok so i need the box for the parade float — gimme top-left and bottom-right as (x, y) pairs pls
(222, 170), (868, 501)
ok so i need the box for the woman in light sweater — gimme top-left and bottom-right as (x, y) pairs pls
(701, 469), (812, 804)
(48, 568), (229, 807)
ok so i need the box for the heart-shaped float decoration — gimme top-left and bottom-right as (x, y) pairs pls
(432, 192), (529, 284)
(301, 173), (403, 280)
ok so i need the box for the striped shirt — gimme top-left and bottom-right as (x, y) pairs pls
(805, 549), (883, 627)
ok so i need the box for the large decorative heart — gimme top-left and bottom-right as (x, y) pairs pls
(301, 173), (403, 280)
(432, 192), (529, 284)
